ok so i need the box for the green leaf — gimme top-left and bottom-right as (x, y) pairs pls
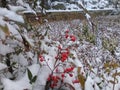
(27, 69), (33, 81)
(11, 62), (17, 66)
(31, 76), (37, 83)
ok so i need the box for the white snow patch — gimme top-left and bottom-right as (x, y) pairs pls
(85, 76), (100, 90)
(7, 24), (22, 41)
(17, 54), (28, 66)
(33, 66), (51, 90)
(1, 64), (40, 90)
(23, 34), (34, 47)
(0, 30), (6, 40)
(8, 5), (26, 12)
(0, 8), (24, 23)
(0, 42), (14, 55)
(0, 63), (7, 71)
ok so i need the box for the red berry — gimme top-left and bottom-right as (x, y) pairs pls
(69, 73), (73, 77)
(70, 66), (74, 71)
(50, 84), (54, 88)
(61, 73), (65, 78)
(65, 33), (69, 38)
(65, 30), (69, 33)
(39, 55), (44, 62)
(61, 52), (69, 62)
(47, 77), (51, 81)
(70, 35), (76, 42)
(55, 68), (59, 72)
(61, 78), (64, 82)
(53, 83), (57, 87)
(64, 67), (74, 73)
(72, 80), (79, 84)
(55, 56), (58, 59)
(58, 45), (62, 49)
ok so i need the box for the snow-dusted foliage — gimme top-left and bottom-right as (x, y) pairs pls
(0, 0), (120, 90)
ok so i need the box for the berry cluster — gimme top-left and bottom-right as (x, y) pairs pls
(56, 47), (69, 62)
(65, 30), (76, 42)
(47, 66), (75, 89)
(47, 75), (60, 88)
(39, 29), (79, 89)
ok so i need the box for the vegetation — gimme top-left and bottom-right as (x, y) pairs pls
(0, 0), (120, 90)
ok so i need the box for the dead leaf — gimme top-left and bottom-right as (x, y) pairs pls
(0, 24), (10, 36)
(77, 67), (86, 90)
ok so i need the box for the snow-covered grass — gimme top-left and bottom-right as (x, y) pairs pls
(1, 12), (120, 90)
(0, 0), (120, 90)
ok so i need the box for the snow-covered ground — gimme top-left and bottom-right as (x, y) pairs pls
(50, 0), (116, 10)
(0, 0), (120, 90)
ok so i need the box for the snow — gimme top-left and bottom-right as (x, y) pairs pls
(1, 64), (40, 90)
(46, 8), (113, 12)
(14, 53), (28, 66)
(69, 50), (83, 67)
(0, 0), (120, 90)
(85, 76), (100, 90)
(85, 13), (92, 26)
(66, 4), (80, 10)
(33, 66), (52, 90)
(0, 8), (24, 23)
(0, 30), (5, 40)
(23, 34), (34, 47)
(2, 78), (31, 90)
(0, 17), (6, 26)
(8, 5), (26, 12)
(0, 63), (7, 71)
(0, 42), (14, 55)
(7, 23), (22, 41)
